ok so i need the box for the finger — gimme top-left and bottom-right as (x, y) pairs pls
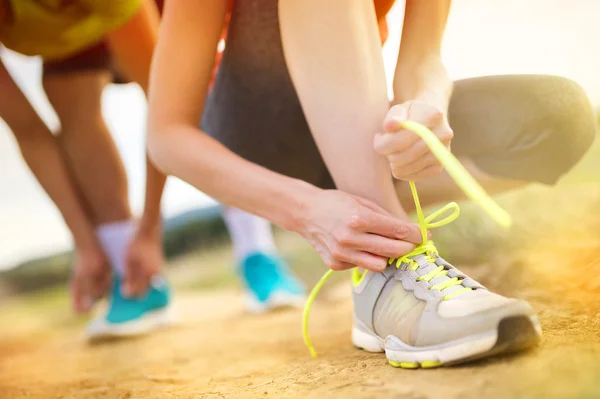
(374, 129), (419, 155)
(328, 259), (357, 271)
(361, 210), (423, 244)
(407, 164), (445, 181)
(92, 271), (111, 302)
(122, 268), (137, 298)
(72, 278), (93, 313)
(124, 265), (151, 298)
(436, 123), (454, 146)
(404, 100), (444, 126)
(342, 232), (417, 258)
(392, 152), (439, 178)
(386, 140), (433, 169)
(383, 103), (409, 132)
(70, 278), (84, 313)
(332, 248), (388, 272)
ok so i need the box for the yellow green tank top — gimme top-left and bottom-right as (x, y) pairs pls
(0, 0), (142, 60)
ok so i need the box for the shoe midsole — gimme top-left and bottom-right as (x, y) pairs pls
(352, 315), (541, 364)
(87, 306), (173, 338)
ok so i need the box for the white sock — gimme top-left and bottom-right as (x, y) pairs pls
(222, 207), (277, 262)
(96, 219), (137, 277)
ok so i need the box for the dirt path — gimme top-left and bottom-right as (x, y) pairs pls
(1, 274), (598, 399)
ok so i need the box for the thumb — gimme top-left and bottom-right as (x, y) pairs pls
(121, 261), (136, 298)
(384, 103), (409, 133)
(71, 278), (93, 313)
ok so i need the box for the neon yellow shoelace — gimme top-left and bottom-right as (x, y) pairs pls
(302, 120), (513, 358)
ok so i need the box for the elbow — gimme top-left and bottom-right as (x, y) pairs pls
(147, 125), (174, 175)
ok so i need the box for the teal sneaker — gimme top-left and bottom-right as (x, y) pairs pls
(86, 277), (173, 340)
(239, 252), (306, 313)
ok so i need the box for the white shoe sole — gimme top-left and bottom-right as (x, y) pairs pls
(86, 306), (175, 341)
(352, 315), (542, 368)
(245, 290), (306, 314)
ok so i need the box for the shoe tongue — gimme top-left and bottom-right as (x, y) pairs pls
(409, 255), (465, 298)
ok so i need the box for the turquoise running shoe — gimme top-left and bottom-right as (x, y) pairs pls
(86, 276), (173, 340)
(239, 252), (306, 313)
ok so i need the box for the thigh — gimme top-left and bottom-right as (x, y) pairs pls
(449, 75), (596, 184)
(0, 61), (48, 137)
(42, 68), (110, 131)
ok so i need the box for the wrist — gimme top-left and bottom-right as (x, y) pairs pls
(277, 179), (319, 233)
(393, 55), (452, 110)
(137, 216), (162, 240)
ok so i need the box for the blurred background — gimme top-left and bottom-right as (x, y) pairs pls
(1, 0), (598, 293)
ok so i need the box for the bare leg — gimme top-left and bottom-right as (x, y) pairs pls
(1, 62), (110, 310)
(397, 75), (596, 211)
(280, 0), (406, 219)
(43, 71), (132, 225)
(0, 62), (98, 250)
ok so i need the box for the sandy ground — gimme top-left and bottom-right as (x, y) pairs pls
(1, 258), (599, 399)
(2, 150), (600, 399)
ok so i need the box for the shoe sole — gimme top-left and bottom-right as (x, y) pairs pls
(352, 315), (542, 368)
(245, 290), (306, 314)
(86, 306), (175, 341)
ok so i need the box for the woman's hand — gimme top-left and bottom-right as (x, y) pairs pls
(123, 228), (163, 297)
(297, 190), (424, 272)
(70, 245), (111, 313)
(374, 100), (453, 181)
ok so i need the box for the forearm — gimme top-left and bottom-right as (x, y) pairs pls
(145, 0), (308, 231)
(148, 126), (317, 231)
(393, 0), (452, 110)
(393, 55), (452, 110)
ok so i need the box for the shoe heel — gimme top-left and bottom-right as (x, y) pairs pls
(352, 326), (384, 352)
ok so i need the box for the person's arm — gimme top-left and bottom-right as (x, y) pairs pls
(148, 0), (315, 227)
(374, 0), (455, 181)
(393, 0), (452, 110)
(147, 0), (422, 272)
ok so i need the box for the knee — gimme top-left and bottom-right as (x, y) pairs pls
(534, 76), (596, 180)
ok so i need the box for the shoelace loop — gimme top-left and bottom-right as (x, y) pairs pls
(302, 120), (512, 358)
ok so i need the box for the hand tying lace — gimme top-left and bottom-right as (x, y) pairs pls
(302, 120), (512, 358)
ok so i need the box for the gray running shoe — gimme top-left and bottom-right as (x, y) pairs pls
(351, 250), (542, 368)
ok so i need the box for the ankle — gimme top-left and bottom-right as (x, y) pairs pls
(96, 219), (137, 276)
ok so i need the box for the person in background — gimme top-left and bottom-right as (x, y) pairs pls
(142, 0), (596, 366)
(0, 0), (304, 341)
